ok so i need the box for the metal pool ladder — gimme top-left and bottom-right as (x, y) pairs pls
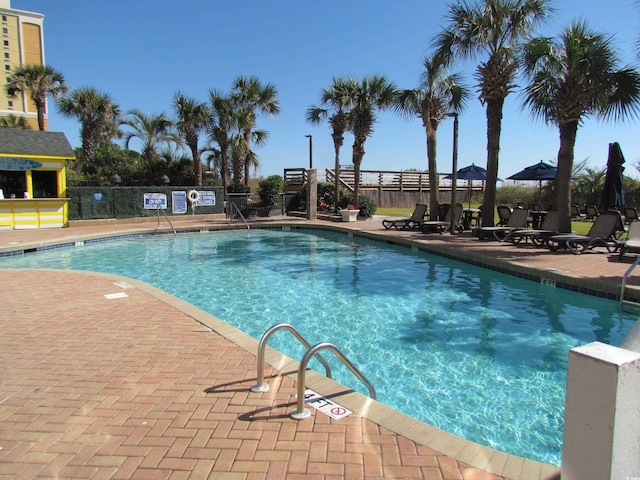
(250, 323), (376, 420)
(620, 255), (640, 313)
(228, 202), (250, 230)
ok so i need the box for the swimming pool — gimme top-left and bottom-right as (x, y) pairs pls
(1, 228), (635, 465)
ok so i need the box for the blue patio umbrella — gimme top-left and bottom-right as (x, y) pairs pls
(444, 163), (498, 207)
(507, 161), (557, 201)
(444, 163), (489, 181)
(600, 142), (625, 211)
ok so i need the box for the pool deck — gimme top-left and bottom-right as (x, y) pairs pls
(3, 212), (635, 480)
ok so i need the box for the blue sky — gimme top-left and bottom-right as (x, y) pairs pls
(12, 0), (640, 180)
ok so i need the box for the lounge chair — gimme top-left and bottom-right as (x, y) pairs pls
(496, 205), (512, 226)
(584, 205), (599, 221)
(618, 220), (640, 258)
(382, 203), (427, 230)
(477, 208), (529, 241)
(505, 210), (560, 246)
(623, 206), (639, 225)
(422, 203), (463, 233)
(571, 204), (586, 221)
(546, 212), (620, 254)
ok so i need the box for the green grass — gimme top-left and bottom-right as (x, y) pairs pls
(376, 206), (595, 235)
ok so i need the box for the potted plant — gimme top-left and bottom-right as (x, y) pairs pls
(339, 204), (359, 222)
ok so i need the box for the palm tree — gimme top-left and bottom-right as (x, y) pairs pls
(433, 0), (551, 226)
(121, 109), (181, 166)
(522, 21), (640, 232)
(0, 114), (31, 129)
(231, 75), (280, 185)
(205, 89), (239, 200)
(342, 75), (398, 209)
(306, 77), (352, 211)
(395, 55), (469, 220)
(6, 64), (67, 131)
(57, 87), (121, 167)
(173, 92), (210, 187)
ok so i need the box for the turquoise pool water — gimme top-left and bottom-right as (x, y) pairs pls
(1, 229), (635, 465)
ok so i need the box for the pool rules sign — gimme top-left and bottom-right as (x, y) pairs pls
(302, 389), (352, 420)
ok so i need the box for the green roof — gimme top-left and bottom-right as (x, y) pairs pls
(0, 128), (75, 158)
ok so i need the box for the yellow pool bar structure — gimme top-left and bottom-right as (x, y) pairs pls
(0, 128), (75, 229)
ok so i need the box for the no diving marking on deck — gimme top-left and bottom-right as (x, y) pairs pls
(301, 389), (352, 420)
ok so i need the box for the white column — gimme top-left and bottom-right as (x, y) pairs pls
(562, 341), (640, 480)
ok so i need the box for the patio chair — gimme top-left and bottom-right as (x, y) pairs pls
(422, 203), (464, 234)
(382, 204), (427, 230)
(570, 204), (586, 221)
(618, 220), (640, 258)
(496, 205), (512, 226)
(584, 205), (599, 221)
(477, 208), (529, 241)
(623, 206), (639, 225)
(505, 210), (560, 246)
(546, 212), (620, 254)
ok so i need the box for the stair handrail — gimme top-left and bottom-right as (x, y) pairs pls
(620, 255), (640, 310)
(229, 201), (250, 230)
(156, 206), (176, 237)
(251, 323), (332, 393)
(290, 342), (376, 420)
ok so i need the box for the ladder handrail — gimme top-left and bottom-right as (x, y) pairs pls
(156, 206), (176, 236)
(251, 323), (332, 393)
(620, 255), (640, 310)
(291, 342), (376, 420)
(229, 201), (250, 230)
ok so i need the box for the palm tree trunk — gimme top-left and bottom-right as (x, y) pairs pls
(81, 125), (98, 166)
(333, 143), (341, 212)
(243, 129), (251, 186)
(189, 140), (202, 187)
(35, 98), (46, 131)
(426, 124), (439, 221)
(481, 98), (504, 227)
(221, 155), (229, 201)
(556, 121), (578, 232)
(352, 140), (365, 209)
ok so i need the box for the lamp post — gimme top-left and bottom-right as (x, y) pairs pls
(305, 134), (313, 168)
(445, 113), (459, 234)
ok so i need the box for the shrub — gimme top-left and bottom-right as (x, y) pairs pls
(227, 184), (251, 194)
(339, 194), (377, 219)
(257, 175), (283, 207)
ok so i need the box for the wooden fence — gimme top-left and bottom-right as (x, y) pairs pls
(284, 168), (485, 208)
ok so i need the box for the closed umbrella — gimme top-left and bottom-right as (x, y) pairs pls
(600, 142), (625, 211)
(507, 161), (557, 202)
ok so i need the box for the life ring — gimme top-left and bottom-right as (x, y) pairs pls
(187, 189), (200, 203)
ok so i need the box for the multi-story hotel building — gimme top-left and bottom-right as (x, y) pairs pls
(0, 1), (46, 131)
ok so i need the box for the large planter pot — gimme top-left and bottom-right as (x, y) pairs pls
(340, 209), (359, 222)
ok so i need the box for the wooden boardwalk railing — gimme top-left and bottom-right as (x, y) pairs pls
(284, 168), (459, 193)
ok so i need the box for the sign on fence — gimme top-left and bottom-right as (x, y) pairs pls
(172, 191), (187, 214)
(197, 190), (216, 206)
(143, 193), (167, 210)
